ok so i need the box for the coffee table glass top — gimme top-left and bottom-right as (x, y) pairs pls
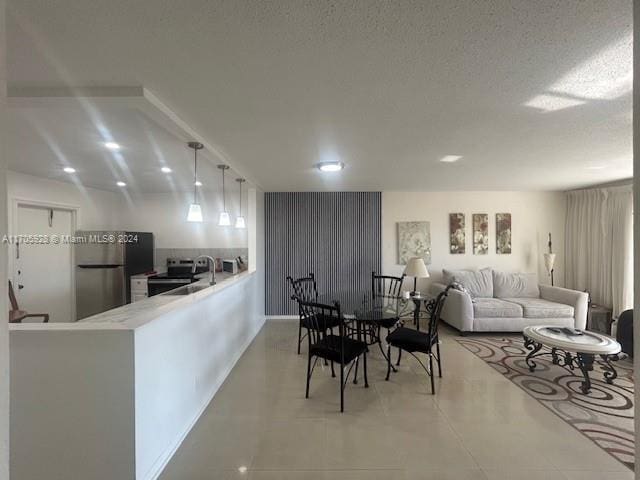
(523, 325), (621, 355)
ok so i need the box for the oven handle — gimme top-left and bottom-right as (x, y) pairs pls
(148, 279), (192, 284)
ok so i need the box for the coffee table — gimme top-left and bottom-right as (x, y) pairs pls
(523, 326), (621, 394)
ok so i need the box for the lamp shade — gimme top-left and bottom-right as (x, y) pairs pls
(404, 257), (429, 278)
(544, 253), (556, 275)
(186, 203), (203, 223)
(235, 215), (246, 229)
(218, 211), (231, 226)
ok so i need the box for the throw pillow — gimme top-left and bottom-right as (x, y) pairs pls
(442, 268), (494, 298)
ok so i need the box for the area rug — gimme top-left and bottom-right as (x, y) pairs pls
(457, 335), (635, 470)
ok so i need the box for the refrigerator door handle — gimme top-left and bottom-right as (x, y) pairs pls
(77, 264), (122, 269)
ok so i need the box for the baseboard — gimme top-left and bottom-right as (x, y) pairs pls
(267, 315), (298, 320)
(141, 318), (266, 480)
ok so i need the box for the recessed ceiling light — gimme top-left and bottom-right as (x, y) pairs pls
(104, 142), (121, 150)
(116, 181), (126, 187)
(237, 466), (248, 474)
(161, 167), (172, 173)
(63, 167), (76, 173)
(316, 161), (344, 172)
(440, 155), (463, 163)
(586, 165), (606, 170)
(194, 180), (203, 186)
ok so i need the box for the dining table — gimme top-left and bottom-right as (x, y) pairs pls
(316, 290), (437, 377)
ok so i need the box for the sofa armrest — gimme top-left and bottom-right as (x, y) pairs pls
(430, 282), (474, 333)
(429, 282), (448, 295)
(539, 285), (589, 330)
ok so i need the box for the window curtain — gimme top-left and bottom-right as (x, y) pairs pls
(565, 185), (633, 317)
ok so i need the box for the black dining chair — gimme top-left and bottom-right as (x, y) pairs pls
(385, 287), (449, 394)
(287, 273), (341, 354)
(294, 295), (369, 412)
(371, 271), (405, 362)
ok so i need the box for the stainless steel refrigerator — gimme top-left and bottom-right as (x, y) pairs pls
(75, 231), (154, 320)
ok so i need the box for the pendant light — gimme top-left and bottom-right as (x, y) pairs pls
(235, 178), (246, 229)
(186, 142), (204, 222)
(217, 164), (231, 226)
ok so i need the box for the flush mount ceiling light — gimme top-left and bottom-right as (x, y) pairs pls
(63, 167), (76, 173)
(116, 181), (126, 187)
(217, 164), (231, 226)
(316, 161), (344, 172)
(439, 155), (463, 163)
(104, 142), (121, 150)
(187, 142), (204, 223)
(235, 178), (246, 229)
(161, 166), (172, 173)
(194, 180), (203, 187)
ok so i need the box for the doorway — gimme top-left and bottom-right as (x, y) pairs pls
(13, 203), (76, 322)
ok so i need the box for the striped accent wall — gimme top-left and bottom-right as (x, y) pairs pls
(265, 192), (382, 315)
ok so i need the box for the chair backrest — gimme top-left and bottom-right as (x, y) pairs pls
(294, 296), (344, 349)
(8, 280), (19, 311)
(616, 309), (633, 356)
(287, 273), (318, 303)
(426, 287), (450, 343)
(371, 272), (405, 299)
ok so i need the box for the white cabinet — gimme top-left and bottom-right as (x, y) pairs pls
(130, 277), (148, 303)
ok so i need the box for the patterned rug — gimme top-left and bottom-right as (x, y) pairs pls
(457, 335), (635, 470)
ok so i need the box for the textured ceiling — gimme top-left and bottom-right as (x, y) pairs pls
(6, 0), (633, 191)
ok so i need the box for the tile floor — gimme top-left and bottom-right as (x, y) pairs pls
(159, 321), (633, 480)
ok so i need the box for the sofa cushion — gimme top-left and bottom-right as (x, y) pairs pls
(503, 298), (574, 318)
(442, 268), (493, 298)
(493, 271), (540, 298)
(473, 316), (575, 333)
(473, 298), (523, 318)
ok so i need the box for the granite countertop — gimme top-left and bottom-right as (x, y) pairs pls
(10, 270), (254, 331)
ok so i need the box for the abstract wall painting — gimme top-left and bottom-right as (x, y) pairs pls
(397, 221), (431, 265)
(472, 213), (489, 255)
(496, 213), (512, 254)
(449, 213), (465, 254)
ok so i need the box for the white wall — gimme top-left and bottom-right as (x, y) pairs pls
(7, 171), (123, 231)
(10, 329), (136, 480)
(382, 191), (567, 292)
(120, 188), (248, 249)
(6, 171), (249, 252)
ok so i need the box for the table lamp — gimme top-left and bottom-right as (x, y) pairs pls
(404, 257), (429, 296)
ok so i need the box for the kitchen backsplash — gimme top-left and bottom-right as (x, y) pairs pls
(155, 248), (249, 271)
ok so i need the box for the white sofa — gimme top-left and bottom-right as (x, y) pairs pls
(430, 268), (588, 334)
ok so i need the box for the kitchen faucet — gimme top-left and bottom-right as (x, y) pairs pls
(192, 255), (216, 286)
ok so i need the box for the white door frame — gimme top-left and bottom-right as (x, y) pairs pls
(10, 198), (79, 321)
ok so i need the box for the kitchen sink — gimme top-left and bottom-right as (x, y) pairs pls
(164, 284), (212, 296)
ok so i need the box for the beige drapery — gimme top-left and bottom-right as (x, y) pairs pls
(565, 185), (633, 317)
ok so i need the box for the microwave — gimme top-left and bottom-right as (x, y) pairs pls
(222, 259), (238, 274)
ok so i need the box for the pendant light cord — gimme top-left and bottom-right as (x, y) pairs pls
(193, 147), (198, 202)
(222, 168), (226, 211)
(239, 181), (242, 215)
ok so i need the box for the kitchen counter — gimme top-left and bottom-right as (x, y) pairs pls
(10, 270), (253, 331)
(77, 270), (248, 328)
